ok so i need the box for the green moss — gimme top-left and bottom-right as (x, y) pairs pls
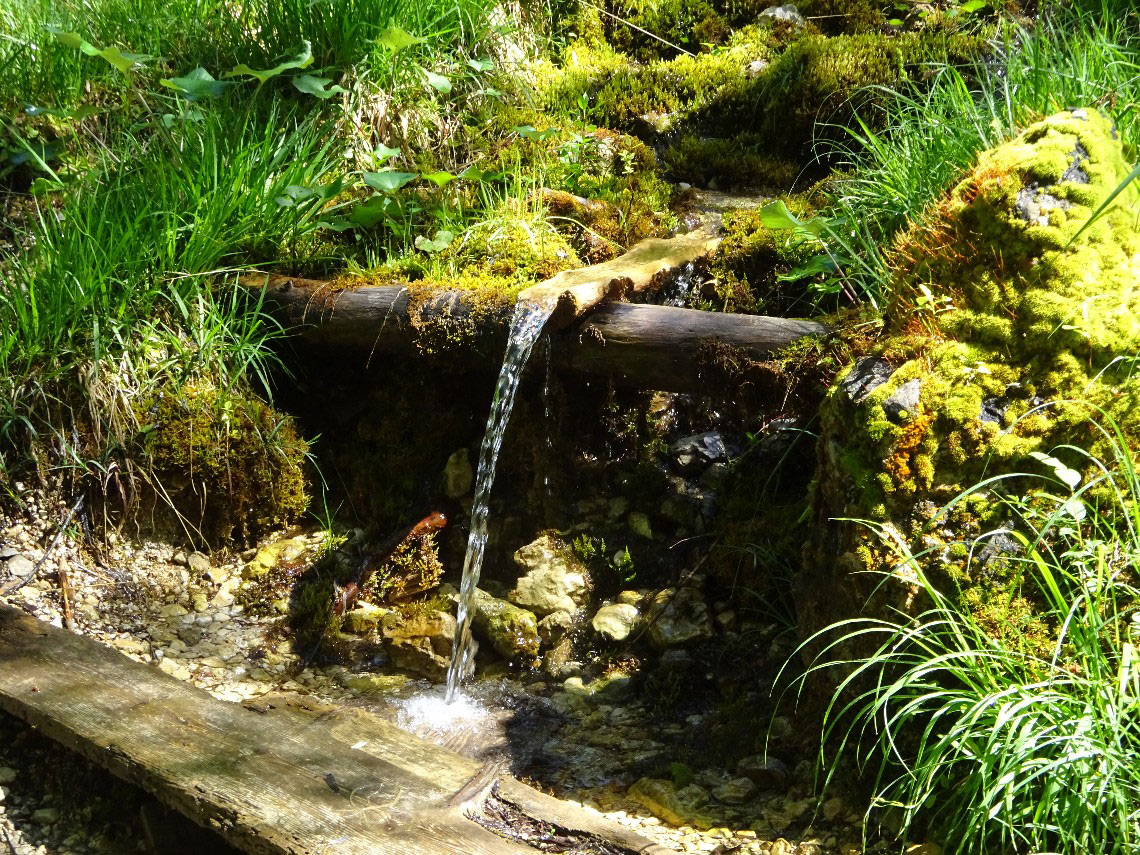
(807, 110), (1140, 657)
(136, 378), (308, 544)
(661, 134), (801, 191)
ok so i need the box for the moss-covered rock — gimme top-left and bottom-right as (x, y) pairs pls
(137, 379), (308, 544)
(802, 109), (1140, 654)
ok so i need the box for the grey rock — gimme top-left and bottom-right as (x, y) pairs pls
(670, 432), (728, 473)
(591, 603), (640, 642)
(1063, 141), (1090, 184)
(840, 357), (893, 405)
(746, 58), (770, 77)
(0, 767), (15, 785)
(712, 777), (758, 804)
(737, 755), (790, 789)
(1015, 182), (1071, 226)
(0, 546), (17, 560)
(646, 587), (712, 649)
(442, 448), (474, 499)
(883, 378), (922, 422)
(4, 555), (34, 579)
(32, 807), (59, 824)
(509, 535), (591, 616)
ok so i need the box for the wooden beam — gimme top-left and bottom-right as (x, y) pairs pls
(552, 303), (829, 393)
(0, 603), (670, 855)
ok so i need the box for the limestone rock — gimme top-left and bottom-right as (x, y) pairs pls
(4, 554), (33, 580)
(187, 551), (211, 576)
(737, 755), (790, 789)
(537, 609), (575, 645)
(442, 448), (473, 499)
(381, 609), (461, 680)
(759, 3), (804, 25)
(343, 602), (388, 634)
(509, 535), (590, 616)
(646, 587), (712, 648)
(591, 603), (640, 641)
(472, 588), (540, 660)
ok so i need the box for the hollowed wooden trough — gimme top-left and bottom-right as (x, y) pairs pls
(0, 603), (672, 855)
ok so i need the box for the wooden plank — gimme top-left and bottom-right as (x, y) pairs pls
(0, 604), (669, 855)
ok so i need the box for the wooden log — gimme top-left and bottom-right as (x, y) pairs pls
(239, 226), (720, 350)
(0, 603), (671, 855)
(552, 303), (829, 394)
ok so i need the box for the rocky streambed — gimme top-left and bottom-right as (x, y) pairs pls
(0, 485), (905, 855)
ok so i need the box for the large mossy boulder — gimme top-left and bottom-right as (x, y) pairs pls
(802, 109), (1140, 651)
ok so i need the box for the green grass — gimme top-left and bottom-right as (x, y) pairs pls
(797, 413), (1140, 853)
(816, 2), (1140, 305)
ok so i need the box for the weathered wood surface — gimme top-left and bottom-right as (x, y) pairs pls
(239, 226), (720, 352)
(0, 603), (671, 855)
(553, 303), (828, 393)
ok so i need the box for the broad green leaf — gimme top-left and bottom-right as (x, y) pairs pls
(759, 200), (802, 231)
(46, 28), (89, 52)
(373, 142), (401, 163)
(415, 229), (454, 253)
(293, 73), (346, 99)
(348, 195), (391, 227)
(777, 254), (836, 282)
(514, 125), (558, 141)
(225, 41), (313, 84)
(459, 164), (488, 182)
(467, 58), (493, 72)
(363, 170), (417, 193)
(421, 170), (456, 187)
(1029, 451), (1082, 490)
(161, 67), (233, 100)
(423, 70), (451, 93)
(960, 0), (986, 11)
(377, 25), (424, 53)
(887, 17), (904, 25)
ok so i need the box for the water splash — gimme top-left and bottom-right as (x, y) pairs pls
(398, 687), (491, 740)
(445, 298), (554, 701)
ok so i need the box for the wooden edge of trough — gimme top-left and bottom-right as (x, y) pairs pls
(0, 602), (674, 855)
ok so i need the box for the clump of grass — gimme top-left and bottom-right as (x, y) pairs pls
(798, 413), (1140, 853)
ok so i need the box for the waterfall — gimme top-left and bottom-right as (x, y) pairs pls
(445, 298), (554, 702)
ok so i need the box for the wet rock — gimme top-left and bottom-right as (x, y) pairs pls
(821, 796), (847, 822)
(509, 535), (590, 616)
(737, 755), (790, 789)
(591, 603), (640, 642)
(342, 673), (408, 694)
(442, 448), (473, 499)
(711, 777), (757, 805)
(472, 589), (540, 660)
(627, 512), (653, 540)
(381, 609), (461, 680)
(243, 536), (314, 580)
(537, 610), (574, 645)
(883, 378), (921, 422)
(343, 603), (388, 634)
(627, 778), (713, 829)
(647, 587), (712, 649)
(670, 432), (728, 473)
(542, 636), (579, 679)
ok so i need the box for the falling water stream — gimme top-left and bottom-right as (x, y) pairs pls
(444, 298), (555, 702)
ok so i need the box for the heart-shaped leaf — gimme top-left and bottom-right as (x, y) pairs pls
(377, 25), (425, 54)
(459, 164), (488, 182)
(1029, 451), (1082, 490)
(467, 57), (494, 72)
(423, 70), (451, 93)
(47, 28), (153, 74)
(415, 229), (455, 253)
(161, 67), (233, 100)
(373, 142), (401, 163)
(225, 41), (313, 85)
(960, 0), (986, 11)
(421, 170), (456, 187)
(363, 170), (418, 193)
(348, 195), (391, 227)
(293, 73), (347, 99)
